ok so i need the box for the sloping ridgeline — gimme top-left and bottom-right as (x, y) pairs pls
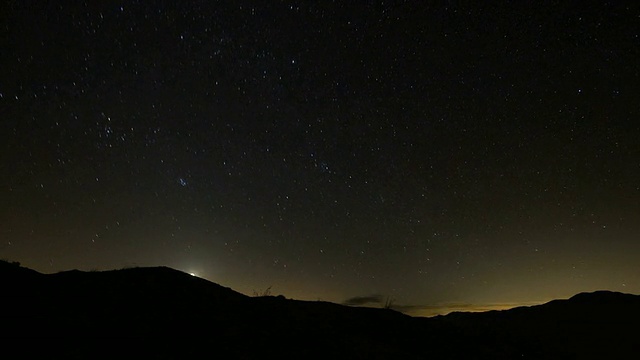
(2, 260), (638, 359)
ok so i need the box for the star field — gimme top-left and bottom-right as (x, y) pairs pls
(1, 1), (639, 312)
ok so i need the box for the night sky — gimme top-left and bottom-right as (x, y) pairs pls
(2, 1), (639, 316)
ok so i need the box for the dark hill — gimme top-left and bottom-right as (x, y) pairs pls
(2, 261), (639, 359)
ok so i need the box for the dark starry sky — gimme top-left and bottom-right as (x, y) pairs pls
(1, 1), (639, 314)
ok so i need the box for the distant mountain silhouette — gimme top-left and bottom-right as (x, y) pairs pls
(2, 260), (638, 359)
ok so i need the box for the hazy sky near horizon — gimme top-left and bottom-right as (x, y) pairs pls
(2, 1), (639, 312)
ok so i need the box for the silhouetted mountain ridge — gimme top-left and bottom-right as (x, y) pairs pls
(568, 289), (635, 303)
(2, 261), (638, 359)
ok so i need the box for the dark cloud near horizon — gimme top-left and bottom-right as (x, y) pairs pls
(342, 294), (383, 306)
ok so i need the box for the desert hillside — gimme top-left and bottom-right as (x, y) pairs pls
(2, 261), (638, 359)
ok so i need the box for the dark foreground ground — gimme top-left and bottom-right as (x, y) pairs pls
(2, 260), (638, 359)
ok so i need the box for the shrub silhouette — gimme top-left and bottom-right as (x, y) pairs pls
(252, 285), (272, 297)
(384, 296), (395, 310)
